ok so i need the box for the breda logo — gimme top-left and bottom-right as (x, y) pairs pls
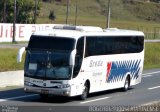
(43, 83), (46, 87)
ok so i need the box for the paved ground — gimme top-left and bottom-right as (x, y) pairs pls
(0, 69), (160, 112)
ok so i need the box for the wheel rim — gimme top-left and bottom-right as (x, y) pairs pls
(125, 80), (129, 90)
(124, 78), (129, 90)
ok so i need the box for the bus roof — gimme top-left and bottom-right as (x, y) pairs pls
(32, 25), (144, 39)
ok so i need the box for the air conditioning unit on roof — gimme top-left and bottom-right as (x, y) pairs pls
(53, 25), (103, 32)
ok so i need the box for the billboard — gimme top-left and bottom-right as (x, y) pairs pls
(0, 23), (55, 42)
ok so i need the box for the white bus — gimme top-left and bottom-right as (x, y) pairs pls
(18, 25), (144, 100)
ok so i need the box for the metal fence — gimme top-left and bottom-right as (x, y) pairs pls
(126, 27), (160, 40)
(144, 27), (160, 39)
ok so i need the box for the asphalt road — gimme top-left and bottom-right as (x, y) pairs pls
(0, 69), (160, 112)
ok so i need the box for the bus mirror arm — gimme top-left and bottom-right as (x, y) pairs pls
(17, 47), (26, 63)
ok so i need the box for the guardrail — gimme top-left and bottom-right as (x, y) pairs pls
(145, 40), (160, 42)
(0, 71), (24, 88)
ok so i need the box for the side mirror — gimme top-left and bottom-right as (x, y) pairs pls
(70, 49), (76, 66)
(17, 47), (26, 63)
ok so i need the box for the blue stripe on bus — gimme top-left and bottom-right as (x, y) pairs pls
(107, 60), (141, 83)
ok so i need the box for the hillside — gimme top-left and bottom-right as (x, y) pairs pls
(37, 0), (160, 29)
(123, 0), (160, 22)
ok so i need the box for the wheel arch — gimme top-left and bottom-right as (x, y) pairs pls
(85, 79), (90, 93)
(125, 73), (131, 85)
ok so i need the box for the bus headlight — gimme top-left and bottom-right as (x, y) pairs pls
(57, 84), (70, 89)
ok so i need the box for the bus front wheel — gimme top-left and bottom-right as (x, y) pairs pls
(40, 94), (48, 100)
(80, 83), (89, 100)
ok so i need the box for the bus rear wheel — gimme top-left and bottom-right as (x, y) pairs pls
(80, 83), (89, 100)
(123, 76), (130, 91)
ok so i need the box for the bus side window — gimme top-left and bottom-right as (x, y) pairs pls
(85, 37), (96, 57)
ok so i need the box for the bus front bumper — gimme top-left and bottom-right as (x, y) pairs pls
(24, 86), (71, 96)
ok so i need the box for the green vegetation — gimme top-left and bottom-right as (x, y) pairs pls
(0, 0), (41, 23)
(123, 0), (160, 22)
(0, 48), (25, 72)
(0, 0), (160, 71)
(37, 0), (160, 39)
(1, 0), (160, 38)
(144, 43), (160, 69)
(0, 43), (159, 72)
(37, 0), (160, 29)
(1, 0), (160, 29)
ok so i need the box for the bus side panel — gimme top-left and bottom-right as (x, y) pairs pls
(79, 51), (144, 93)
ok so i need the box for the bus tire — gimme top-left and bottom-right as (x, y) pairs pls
(123, 75), (130, 91)
(40, 94), (48, 100)
(80, 82), (89, 100)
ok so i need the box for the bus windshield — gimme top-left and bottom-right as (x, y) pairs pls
(25, 50), (72, 80)
(24, 36), (76, 80)
(27, 35), (75, 51)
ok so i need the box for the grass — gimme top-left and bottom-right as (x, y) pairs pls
(144, 43), (160, 69)
(0, 43), (159, 72)
(36, 0), (160, 39)
(123, 0), (160, 22)
(39, 0), (160, 21)
(38, 15), (160, 40)
(37, 0), (160, 28)
(0, 0), (160, 71)
(0, 48), (25, 72)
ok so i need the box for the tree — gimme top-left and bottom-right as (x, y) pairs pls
(3, 0), (6, 23)
(42, 0), (53, 3)
(0, 0), (41, 23)
(150, 0), (160, 2)
(49, 10), (56, 22)
(0, 0), (12, 23)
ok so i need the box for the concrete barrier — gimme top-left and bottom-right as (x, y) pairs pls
(0, 70), (24, 88)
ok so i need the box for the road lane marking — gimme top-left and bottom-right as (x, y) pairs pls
(80, 96), (111, 104)
(0, 99), (7, 102)
(0, 94), (38, 102)
(142, 71), (160, 76)
(142, 75), (152, 78)
(0, 70), (159, 103)
(148, 86), (160, 90)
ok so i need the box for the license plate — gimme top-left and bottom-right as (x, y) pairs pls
(41, 89), (49, 94)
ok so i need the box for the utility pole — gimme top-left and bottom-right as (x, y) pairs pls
(3, 0), (6, 23)
(66, 0), (69, 24)
(34, 0), (38, 24)
(75, 3), (78, 25)
(12, 0), (16, 43)
(107, 0), (111, 28)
